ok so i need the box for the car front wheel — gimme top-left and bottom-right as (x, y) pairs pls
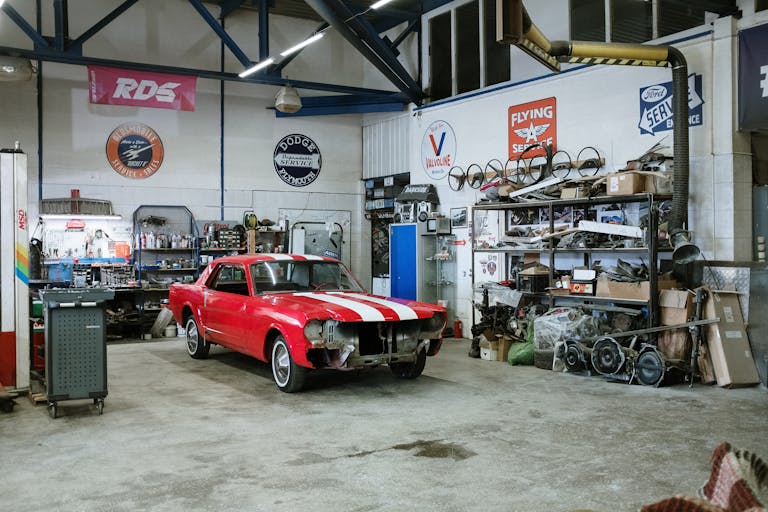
(185, 316), (210, 359)
(390, 348), (426, 379)
(271, 335), (307, 393)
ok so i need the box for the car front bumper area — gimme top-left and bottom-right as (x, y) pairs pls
(303, 316), (444, 370)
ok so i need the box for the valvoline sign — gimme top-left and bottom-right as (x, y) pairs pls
(421, 120), (456, 180)
(638, 73), (703, 135)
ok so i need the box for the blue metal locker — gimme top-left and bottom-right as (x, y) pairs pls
(389, 223), (418, 300)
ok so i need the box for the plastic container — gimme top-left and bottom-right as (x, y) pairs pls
(164, 325), (177, 337)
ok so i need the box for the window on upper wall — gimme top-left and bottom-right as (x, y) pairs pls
(457, 1), (480, 94)
(611, 0), (652, 43)
(658, 0), (708, 37)
(484, 0), (510, 86)
(571, 0), (736, 43)
(429, 12), (452, 101)
(570, 0), (606, 41)
(424, 0), (511, 102)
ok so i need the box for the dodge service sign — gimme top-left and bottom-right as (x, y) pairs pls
(273, 134), (322, 187)
(421, 120), (456, 180)
(508, 97), (557, 159)
(88, 66), (197, 111)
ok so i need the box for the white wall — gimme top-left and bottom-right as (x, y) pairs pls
(0, 0), (373, 282)
(365, 9), (767, 326)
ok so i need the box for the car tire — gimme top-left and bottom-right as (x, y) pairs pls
(271, 335), (307, 393)
(185, 316), (210, 359)
(390, 348), (426, 379)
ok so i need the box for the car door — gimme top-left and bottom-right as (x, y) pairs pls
(204, 263), (250, 349)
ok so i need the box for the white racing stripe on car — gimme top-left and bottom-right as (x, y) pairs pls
(302, 255), (324, 260)
(294, 293), (386, 321)
(265, 254), (293, 260)
(331, 293), (419, 320)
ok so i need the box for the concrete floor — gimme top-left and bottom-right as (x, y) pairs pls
(2, 337), (766, 512)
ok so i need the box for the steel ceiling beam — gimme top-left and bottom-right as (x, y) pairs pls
(390, 18), (419, 49)
(0, 2), (48, 49)
(53, 0), (68, 51)
(258, 0), (269, 59)
(220, 0), (244, 18)
(275, 95), (405, 117)
(304, 0), (424, 103)
(0, 44), (405, 99)
(272, 22), (329, 73)
(187, 0), (252, 68)
(69, 0), (140, 54)
(325, 0), (423, 99)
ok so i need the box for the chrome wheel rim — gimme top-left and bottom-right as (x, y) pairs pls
(273, 342), (290, 387)
(186, 319), (198, 354)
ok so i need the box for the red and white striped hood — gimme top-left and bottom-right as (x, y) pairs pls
(272, 292), (442, 322)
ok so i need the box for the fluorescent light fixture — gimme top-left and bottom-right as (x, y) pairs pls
(370, 0), (394, 9)
(238, 58), (274, 78)
(280, 33), (324, 57)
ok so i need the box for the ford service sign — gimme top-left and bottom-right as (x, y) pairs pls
(638, 73), (703, 135)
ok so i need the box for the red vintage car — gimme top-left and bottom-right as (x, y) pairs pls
(168, 254), (446, 392)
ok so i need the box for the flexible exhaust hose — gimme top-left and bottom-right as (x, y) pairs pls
(517, 2), (695, 260)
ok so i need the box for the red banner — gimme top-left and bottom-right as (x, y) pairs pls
(87, 66), (196, 111)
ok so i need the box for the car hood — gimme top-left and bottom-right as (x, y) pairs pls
(270, 292), (442, 322)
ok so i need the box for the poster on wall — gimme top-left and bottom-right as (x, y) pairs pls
(421, 120), (456, 180)
(508, 97), (557, 160)
(638, 73), (703, 135)
(738, 24), (768, 131)
(273, 134), (322, 187)
(106, 123), (164, 179)
(88, 66), (197, 111)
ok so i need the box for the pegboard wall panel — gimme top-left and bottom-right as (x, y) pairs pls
(47, 308), (106, 398)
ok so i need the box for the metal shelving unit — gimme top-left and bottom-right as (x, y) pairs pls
(472, 193), (671, 328)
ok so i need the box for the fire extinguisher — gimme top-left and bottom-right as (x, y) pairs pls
(453, 319), (463, 339)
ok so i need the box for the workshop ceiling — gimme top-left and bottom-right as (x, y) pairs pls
(0, 0), (448, 116)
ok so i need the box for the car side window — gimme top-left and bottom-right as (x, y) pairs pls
(209, 264), (250, 296)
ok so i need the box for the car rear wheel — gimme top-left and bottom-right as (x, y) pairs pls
(390, 348), (426, 379)
(271, 335), (307, 393)
(185, 316), (210, 359)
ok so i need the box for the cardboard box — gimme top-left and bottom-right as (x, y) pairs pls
(560, 186), (588, 199)
(479, 338), (498, 361)
(659, 289), (695, 326)
(657, 328), (691, 361)
(697, 342), (717, 384)
(596, 276), (677, 301)
(497, 336), (513, 362)
(704, 290), (760, 387)
(607, 172), (644, 196)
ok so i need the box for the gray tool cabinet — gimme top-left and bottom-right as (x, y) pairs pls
(40, 288), (115, 418)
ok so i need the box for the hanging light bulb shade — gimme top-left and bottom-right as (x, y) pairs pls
(275, 85), (302, 114)
(0, 56), (34, 82)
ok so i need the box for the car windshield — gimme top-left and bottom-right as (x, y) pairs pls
(250, 260), (364, 294)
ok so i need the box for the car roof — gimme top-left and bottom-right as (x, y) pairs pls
(210, 254), (341, 265)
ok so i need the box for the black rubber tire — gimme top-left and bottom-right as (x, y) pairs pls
(390, 348), (427, 379)
(185, 316), (210, 359)
(271, 335), (307, 393)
